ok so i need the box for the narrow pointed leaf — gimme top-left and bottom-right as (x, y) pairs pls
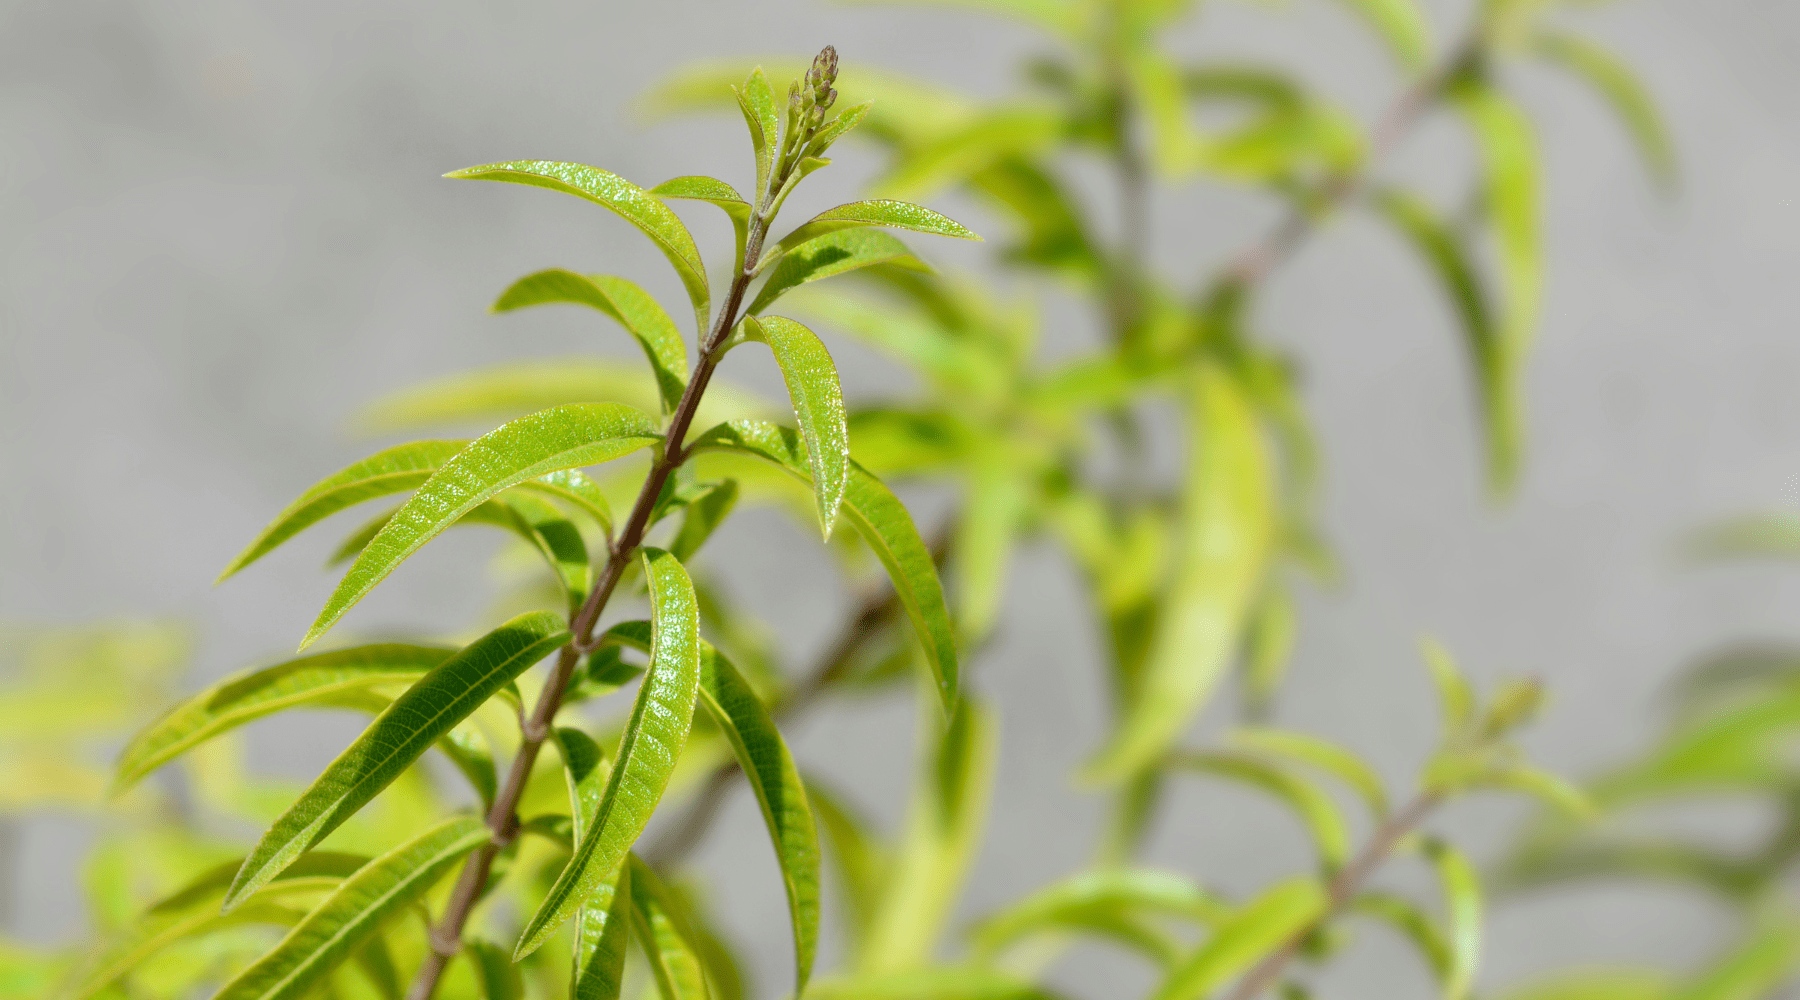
(1353, 892), (1452, 985)
(973, 868), (1228, 960)
(652, 176), (752, 273)
(493, 270), (688, 414)
(1332, 0), (1430, 69)
(226, 613), (567, 908)
(113, 645), (455, 794)
(1150, 877), (1328, 1000)
(572, 864), (633, 1000)
(748, 230), (931, 316)
(448, 161), (710, 334)
(627, 855), (711, 1000)
(1175, 752), (1351, 871)
(736, 69), (779, 200)
(1424, 838), (1482, 1000)
(804, 100), (874, 158)
(1421, 638), (1476, 737)
(1668, 918), (1800, 1000)
(557, 727), (610, 844)
(467, 940), (524, 1000)
(741, 316), (850, 538)
(692, 420), (958, 710)
(214, 817), (489, 1000)
(305, 404), (655, 648)
(517, 550), (700, 959)
(605, 621), (820, 992)
(440, 722), (498, 810)
(764, 200), (979, 271)
(1084, 365), (1273, 782)
(1532, 30), (1675, 188)
(1229, 727), (1390, 819)
(218, 441), (468, 582)
(670, 480), (739, 563)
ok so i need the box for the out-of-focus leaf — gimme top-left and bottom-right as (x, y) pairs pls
(112, 644), (455, 794)
(806, 777), (890, 950)
(1174, 752), (1351, 871)
(693, 420), (959, 711)
(467, 939), (523, 1000)
(669, 881), (747, 1000)
(627, 855), (711, 1000)
(740, 316), (851, 539)
(1130, 47), (1207, 177)
(790, 289), (1010, 401)
(1483, 764), (1595, 818)
(1498, 838), (1764, 902)
(492, 270), (688, 415)
(749, 230), (931, 316)
(1532, 31), (1675, 188)
(1668, 917), (1800, 1000)
(448, 161), (711, 334)
(1241, 587), (1297, 716)
(604, 622), (820, 993)
(439, 721), (498, 810)
(571, 864), (633, 1000)
(354, 934), (402, 1000)
(807, 967), (1073, 1000)
(848, 409), (971, 479)
(214, 817), (489, 1000)
(764, 201), (979, 271)
(839, 0), (1083, 37)
(1421, 638), (1476, 737)
(1084, 365), (1273, 782)
(1332, 0), (1431, 69)
(955, 453), (1027, 640)
(860, 696), (997, 974)
(225, 613), (567, 908)
(973, 867), (1228, 961)
(872, 109), (1065, 200)
(968, 158), (1102, 282)
(305, 404), (656, 648)
(217, 441), (468, 582)
(1151, 877), (1328, 1000)
(1229, 728), (1390, 820)
(1492, 968), (1672, 1000)
(1353, 892), (1451, 985)
(517, 550), (700, 960)
(1424, 838), (1482, 1000)
(1683, 513), (1800, 564)
(670, 480), (738, 563)
(652, 176), (753, 275)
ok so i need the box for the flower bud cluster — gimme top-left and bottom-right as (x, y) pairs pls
(785, 45), (839, 149)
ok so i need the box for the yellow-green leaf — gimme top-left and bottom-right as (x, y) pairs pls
(1424, 838), (1482, 1000)
(1332, 0), (1431, 70)
(740, 315), (850, 539)
(1150, 877), (1328, 1000)
(493, 270), (689, 415)
(973, 867), (1228, 962)
(764, 200), (979, 272)
(748, 230), (931, 316)
(1532, 30), (1675, 188)
(1229, 727), (1390, 819)
(1174, 751), (1352, 871)
(652, 176), (753, 274)
(571, 863), (633, 1000)
(735, 68), (780, 201)
(627, 855), (711, 1000)
(467, 939), (524, 1000)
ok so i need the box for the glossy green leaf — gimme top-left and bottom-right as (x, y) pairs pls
(225, 613), (568, 908)
(448, 161), (710, 334)
(748, 230), (930, 316)
(789, 288), (1010, 401)
(305, 404), (656, 648)
(692, 420), (959, 711)
(1084, 365), (1273, 782)
(467, 939), (524, 1000)
(1333, 0), (1431, 69)
(524, 469), (615, 534)
(214, 817), (489, 1000)
(517, 550), (700, 960)
(806, 968), (1073, 1000)
(627, 855), (711, 1000)
(112, 644), (455, 795)
(1175, 751), (1351, 871)
(670, 479), (738, 563)
(740, 316), (850, 539)
(1424, 838), (1482, 1000)
(604, 620), (820, 993)
(571, 864), (633, 1000)
(1229, 727), (1390, 819)
(652, 176), (753, 274)
(735, 68), (780, 201)
(1150, 877), (1328, 1000)
(217, 441), (468, 583)
(493, 270), (688, 415)
(1532, 30), (1675, 188)
(1421, 638), (1476, 737)
(1353, 892), (1451, 985)
(973, 867), (1228, 961)
(763, 200), (979, 272)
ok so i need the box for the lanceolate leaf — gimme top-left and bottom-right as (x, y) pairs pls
(627, 855), (711, 1000)
(763, 200), (980, 272)
(692, 420), (959, 711)
(493, 270), (689, 415)
(973, 868), (1229, 961)
(305, 404), (656, 648)
(571, 864), (633, 1000)
(1421, 638), (1476, 738)
(742, 316), (850, 538)
(1353, 892), (1452, 985)
(214, 817), (489, 1000)
(112, 644), (455, 794)
(670, 479), (739, 562)
(606, 621), (820, 992)
(328, 496), (588, 607)
(448, 161), (711, 334)
(226, 613), (568, 909)
(517, 550), (700, 960)
(217, 441), (468, 583)
(1425, 838), (1483, 1000)
(1174, 752), (1351, 871)
(1229, 727), (1390, 819)
(1332, 0), (1431, 70)
(1084, 365), (1273, 782)
(748, 230), (931, 316)
(557, 727), (610, 843)
(735, 68), (780, 201)
(1532, 31), (1675, 189)
(652, 176), (753, 273)
(1151, 877), (1328, 1000)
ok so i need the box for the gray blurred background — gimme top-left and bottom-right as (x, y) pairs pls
(3, 0), (1798, 995)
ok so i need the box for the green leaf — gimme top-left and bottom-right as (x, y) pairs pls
(602, 621), (820, 993)
(806, 968), (1074, 1000)
(556, 727), (610, 843)
(112, 644), (455, 795)
(1174, 752), (1351, 871)
(763, 200), (980, 272)
(1493, 969), (1672, 1000)
(467, 939), (524, 1000)
(871, 109), (1065, 200)
(1150, 877), (1328, 1000)
(735, 68), (780, 202)
(354, 934), (403, 1000)
(448, 161), (710, 335)
(523, 469), (615, 535)
(740, 315), (850, 539)
(749, 230), (931, 316)
(305, 404), (656, 648)
(571, 864), (633, 1000)
(804, 100), (874, 158)
(1668, 918), (1800, 1000)
(439, 721), (498, 810)
(1532, 30), (1675, 188)
(1332, 0), (1431, 69)
(327, 496), (588, 604)
(1482, 764), (1595, 818)
(493, 270), (688, 415)
(670, 479), (739, 562)
(627, 855), (712, 1000)
(1242, 586), (1297, 715)
(517, 550), (700, 960)
(692, 420), (959, 711)
(214, 817), (489, 1000)
(225, 613), (568, 908)
(1424, 838), (1482, 1000)
(1352, 892), (1451, 986)
(651, 176), (753, 274)
(1420, 638), (1477, 738)
(1083, 365), (1274, 782)
(1229, 728), (1390, 819)
(973, 868), (1228, 961)
(805, 777), (890, 950)
(217, 441), (468, 583)
(954, 452), (1027, 640)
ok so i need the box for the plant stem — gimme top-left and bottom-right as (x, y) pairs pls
(1220, 792), (1441, 1000)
